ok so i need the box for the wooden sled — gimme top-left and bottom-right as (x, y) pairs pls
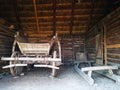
(74, 53), (120, 85)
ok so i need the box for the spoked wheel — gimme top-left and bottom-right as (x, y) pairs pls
(51, 36), (62, 77)
(10, 52), (23, 76)
(52, 38), (62, 65)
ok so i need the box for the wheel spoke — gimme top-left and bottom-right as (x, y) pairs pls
(10, 52), (23, 76)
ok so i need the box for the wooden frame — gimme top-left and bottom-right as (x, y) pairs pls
(74, 63), (120, 85)
(74, 52), (120, 85)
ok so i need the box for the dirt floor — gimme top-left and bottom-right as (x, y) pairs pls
(0, 66), (120, 90)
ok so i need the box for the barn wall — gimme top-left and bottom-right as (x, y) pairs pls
(60, 34), (85, 63)
(105, 7), (120, 65)
(86, 6), (120, 65)
(0, 18), (16, 72)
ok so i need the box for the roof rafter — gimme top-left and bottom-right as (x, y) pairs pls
(33, 0), (40, 33)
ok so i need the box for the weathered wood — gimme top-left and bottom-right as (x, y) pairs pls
(3, 64), (27, 69)
(96, 70), (120, 84)
(52, 51), (57, 76)
(74, 65), (94, 85)
(9, 52), (23, 76)
(53, 0), (56, 35)
(1, 57), (61, 62)
(2, 32), (62, 76)
(69, 0), (75, 35)
(34, 64), (59, 69)
(107, 44), (120, 48)
(11, 0), (22, 30)
(103, 25), (107, 65)
(33, 0), (40, 33)
(17, 42), (50, 55)
(81, 66), (118, 72)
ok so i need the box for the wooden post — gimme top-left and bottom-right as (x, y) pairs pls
(103, 25), (107, 65)
(52, 51), (56, 76)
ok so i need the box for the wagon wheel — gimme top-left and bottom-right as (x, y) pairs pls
(54, 38), (61, 59)
(10, 52), (23, 76)
(51, 41), (61, 76)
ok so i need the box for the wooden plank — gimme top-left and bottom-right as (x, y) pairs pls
(1, 57), (61, 61)
(81, 66), (118, 72)
(107, 44), (120, 48)
(103, 25), (107, 65)
(34, 64), (59, 69)
(7, 14), (103, 20)
(18, 42), (50, 54)
(3, 64), (27, 69)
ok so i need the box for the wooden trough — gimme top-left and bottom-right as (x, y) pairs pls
(1, 32), (62, 76)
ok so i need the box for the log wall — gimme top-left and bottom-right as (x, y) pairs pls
(60, 34), (85, 63)
(105, 7), (120, 65)
(0, 18), (16, 72)
(86, 7), (120, 65)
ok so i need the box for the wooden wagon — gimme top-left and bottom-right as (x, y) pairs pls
(1, 32), (62, 76)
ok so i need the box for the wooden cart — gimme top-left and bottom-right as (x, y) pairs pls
(2, 32), (62, 76)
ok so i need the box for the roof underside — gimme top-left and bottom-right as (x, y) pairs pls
(0, 0), (119, 37)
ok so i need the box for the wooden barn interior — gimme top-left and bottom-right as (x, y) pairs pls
(0, 0), (120, 89)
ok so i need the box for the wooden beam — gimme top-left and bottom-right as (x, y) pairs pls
(13, 21), (90, 24)
(1, 2), (106, 7)
(34, 64), (59, 69)
(103, 25), (107, 65)
(27, 31), (86, 37)
(1, 57), (61, 61)
(107, 44), (120, 48)
(22, 26), (86, 28)
(3, 64), (27, 69)
(9, 15), (95, 19)
(33, 0), (40, 33)
(2, 8), (105, 14)
(81, 66), (118, 71)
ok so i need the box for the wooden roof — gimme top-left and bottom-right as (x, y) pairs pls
(0, 0), (119, 37)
